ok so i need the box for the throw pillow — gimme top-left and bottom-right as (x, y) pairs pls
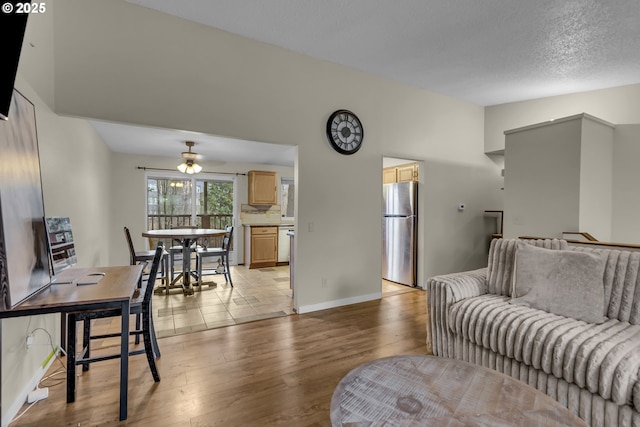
(510, 241), (607, 324)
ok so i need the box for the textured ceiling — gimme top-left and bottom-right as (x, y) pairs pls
(99, 0), (640, 164)
(130, 0), (640, 106)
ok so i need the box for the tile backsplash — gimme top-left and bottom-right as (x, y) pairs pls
(240, 204), (282, 224)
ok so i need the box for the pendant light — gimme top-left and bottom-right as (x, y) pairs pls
(177, 141), (203, 174)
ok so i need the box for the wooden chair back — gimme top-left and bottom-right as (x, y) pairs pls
(222, 226), (234, 251)
(124, 226), (136, 265)
(143, 243), (164, 306)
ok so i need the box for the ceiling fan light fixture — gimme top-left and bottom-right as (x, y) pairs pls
(177, 159), (202, 174)
(177, 141), (203, 174)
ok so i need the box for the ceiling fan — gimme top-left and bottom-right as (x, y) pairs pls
(177, 141), (202, 174)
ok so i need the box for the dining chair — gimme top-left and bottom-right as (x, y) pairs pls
(195, 226), (234, 287)
(125, 226), (168, 286)
(74, 243), (164, 382)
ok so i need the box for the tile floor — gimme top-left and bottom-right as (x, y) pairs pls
(152, 265), (295, 338)
(151, 265), (417, 338)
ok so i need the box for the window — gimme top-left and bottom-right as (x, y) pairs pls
(147, 178), (193, 229)
(196, 179), (234, 229)
(147, 175), (234, 231)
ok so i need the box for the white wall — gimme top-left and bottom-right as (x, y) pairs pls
(504, 118), (582, 239)
(2, 3), (114, 423)
(50, 0), (502, 312)
(504, 114), (616, 241)
(579, 118), (614, 241)
(488, 85), (640, 244)
(485, 84), (640, 154)
(612, 125), (640, 244)
(2, 80), (113, 427)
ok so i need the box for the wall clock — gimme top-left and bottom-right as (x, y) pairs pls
(326, 109), (364, 155)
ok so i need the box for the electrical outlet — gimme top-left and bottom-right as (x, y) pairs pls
(26, 334), (34, 349)
(321, 277), (328, 288)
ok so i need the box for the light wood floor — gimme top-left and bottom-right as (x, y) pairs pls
(10, 282), (427, 427)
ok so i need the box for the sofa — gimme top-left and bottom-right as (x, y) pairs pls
(426, 238), (640, 427)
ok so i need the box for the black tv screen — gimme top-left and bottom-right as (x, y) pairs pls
(0, 1), (31, 120)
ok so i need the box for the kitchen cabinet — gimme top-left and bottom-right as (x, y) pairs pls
(383, 163), (419, 183)
(248, 170), (277, 205)
(244, 225), (278, 268)
(397, 163), (418, 182)
(383, 167), (397, 184)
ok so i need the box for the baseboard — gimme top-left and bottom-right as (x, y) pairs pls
(296, 292), (382, 314)
(2, 346), (59, 427)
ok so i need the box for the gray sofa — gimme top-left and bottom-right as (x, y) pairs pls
(426, 238), (640, 427)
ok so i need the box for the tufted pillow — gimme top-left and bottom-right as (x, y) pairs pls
(510, 241), (607, 324)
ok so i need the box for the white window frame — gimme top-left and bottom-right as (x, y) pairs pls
(144, 171), (238, 262)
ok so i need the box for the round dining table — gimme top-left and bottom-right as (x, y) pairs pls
(142, 228), (226, 295)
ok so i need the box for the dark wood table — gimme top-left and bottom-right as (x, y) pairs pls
(331, 355), (588, 426)
(4, 265), (143, 421)
(142, 228), (225, 295)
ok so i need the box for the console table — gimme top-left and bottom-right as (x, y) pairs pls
(0, 264), (143, 421)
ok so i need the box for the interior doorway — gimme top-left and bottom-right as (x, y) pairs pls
(382, 156), (424, 290)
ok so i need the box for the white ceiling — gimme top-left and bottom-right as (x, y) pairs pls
(97, 0), (640, 165)
(90, 120), (297, 167)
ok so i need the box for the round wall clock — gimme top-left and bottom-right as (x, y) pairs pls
(326, 109), (364, 155)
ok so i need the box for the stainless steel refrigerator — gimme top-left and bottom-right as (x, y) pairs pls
(382, 181), (417, 286)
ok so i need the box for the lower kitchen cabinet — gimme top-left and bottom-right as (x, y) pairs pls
(244, 225), (278, 268)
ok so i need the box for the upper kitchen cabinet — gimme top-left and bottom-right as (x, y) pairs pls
(383, 163), (419, 183)
(383, 167), (397, 184)
(248, 170), (278, 205)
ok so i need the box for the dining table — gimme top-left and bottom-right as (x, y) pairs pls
(142, 228), (226, 295)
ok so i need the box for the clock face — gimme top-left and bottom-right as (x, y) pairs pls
(326, 110), (364, 155)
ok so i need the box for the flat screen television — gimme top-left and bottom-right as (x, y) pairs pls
(0, 2), (31, 120)
(0, 88), (51, 310)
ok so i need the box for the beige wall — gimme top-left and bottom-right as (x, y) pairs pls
(612, 125), (640, 244)
(503, 114), (615, 241)
(1, 80), (113, 426)
(50, 0), (502, 312)
(488, 86), (640, 244)
(485, 84), (640, 154)
(2, 3), (114, 422)
(4, 1), (638, 422)
(504, 117), (582, 239)
(579, 118), (614, 241)
(3, 1), (502, 421)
